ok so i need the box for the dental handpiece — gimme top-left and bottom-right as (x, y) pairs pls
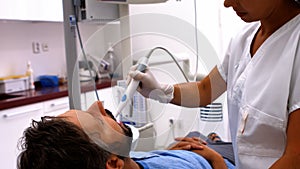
(115, 57), (149, 118)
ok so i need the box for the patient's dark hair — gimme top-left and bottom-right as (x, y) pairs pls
(17, 116), (110, 169)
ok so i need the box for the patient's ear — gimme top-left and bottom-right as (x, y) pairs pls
(106, 155), (124, 169)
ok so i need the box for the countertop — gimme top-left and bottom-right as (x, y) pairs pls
(0, 79), (117, 110)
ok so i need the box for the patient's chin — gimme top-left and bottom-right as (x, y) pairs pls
(111, 124), (135, 157)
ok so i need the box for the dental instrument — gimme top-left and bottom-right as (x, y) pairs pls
(115, 47), (190, 118)
(115, 56), (149, 118)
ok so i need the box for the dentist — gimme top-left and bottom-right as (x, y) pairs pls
(129, 0), (300, 168)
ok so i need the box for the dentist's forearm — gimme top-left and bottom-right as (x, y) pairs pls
(171, 81), (209, 107)
(171, 66), (226, 107)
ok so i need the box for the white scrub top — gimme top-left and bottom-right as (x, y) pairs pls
(218, 14), (300, 169)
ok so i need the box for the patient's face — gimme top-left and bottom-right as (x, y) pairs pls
(59, 101), (132, 156)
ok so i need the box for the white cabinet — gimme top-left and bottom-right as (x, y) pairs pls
(0, 89), (110, 169)
(0, 97), (69, 169)
(85, 87), (117, 113)
(0, 103), (43, 169)
(43, 97), (70, 116)
(85, 90), (100, 110)
(0, 0), (63, 22)
(43, 95), (87, 116)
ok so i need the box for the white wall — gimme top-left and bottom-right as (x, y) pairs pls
(129, 0), (246, 67)
(0, 20), (117, 81)
(0, 21), (66, 79)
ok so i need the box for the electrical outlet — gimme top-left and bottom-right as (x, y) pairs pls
(42, 43), (49, 52)
(169, 117), (175, 127)
(32, 42), (40, 54)
(168, 117), (182, 129)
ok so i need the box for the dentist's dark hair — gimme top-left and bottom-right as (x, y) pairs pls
(17, 116), (110, 169)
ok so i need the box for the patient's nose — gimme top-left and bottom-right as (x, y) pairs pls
(224, 0), (235, 8)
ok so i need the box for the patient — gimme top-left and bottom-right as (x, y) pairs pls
(17, 101), (234, 169)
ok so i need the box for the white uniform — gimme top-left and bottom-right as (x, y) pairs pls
(218, 14), (300, 168)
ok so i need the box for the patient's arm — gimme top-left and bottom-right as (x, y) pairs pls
(192, 146), (227, 169)
(168, 137), (227, 169)
(167, 137), (205, 150)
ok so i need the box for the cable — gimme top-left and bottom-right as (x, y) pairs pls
(150, 47), (190, 82)
(73, 3), (100, 101)
(115, 46), (189, 118)
(193, 0), (199, 82)
(192, 1), (223, 142)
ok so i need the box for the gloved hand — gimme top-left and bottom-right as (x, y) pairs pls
(128, 65), (174, 103)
